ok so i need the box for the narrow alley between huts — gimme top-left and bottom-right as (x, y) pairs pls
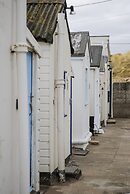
(42, 119), (130, 194)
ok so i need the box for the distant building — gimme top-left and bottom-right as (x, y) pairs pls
(71, 31), (92, 150)
(90, 36), (113, 126)
(90, 45), (103, 133)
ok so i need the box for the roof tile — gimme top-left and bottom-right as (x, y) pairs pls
(71, 32), (90, 57)
(27, 0), (65, 43)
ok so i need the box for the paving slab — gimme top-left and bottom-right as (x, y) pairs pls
(41, 118), (130, 194)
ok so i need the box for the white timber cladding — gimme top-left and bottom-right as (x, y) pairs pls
(90, 36), (111, 124)
(53, 20), (72, 161)
(0, 1), (14, 193)
(31, 53), (41, 191)
(71, 43), (91, 149)
(62, 19), (72, 159)
(0, 0), (41, 193)
(26, 37), (41, 191)
(94, 68), (100, 130)
(90, 69), (95, 116)
(99, 64), (108, 126)
(37, 43), (51, 173)
(90, 67), (100, 131)
(100, 72), (105, 123)
(38, 17), (72, 173)
(99, 63), (109, 126)
(72, 58), (85, 141)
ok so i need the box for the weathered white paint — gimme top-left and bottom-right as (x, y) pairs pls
(99, 63), (109, 126)
(0, 1), (14, 193)
(31, 53), (40, 192)
(16, 0), (30, 193)
(55, 14), (66, 179)
(99, 72), (105, 123)
(91, 36), (112, 125)
(0, 1), (40, 193)
(26, 28), (41, 57)
(95, 70), (100, 131)
(111, 70), (114, 119)
(37, 43), (52, 173)
(90, 68), (100, 131)
(71, 44), (91, 150)
(37, 14), (71, 173)
(90, 69), (95, 116)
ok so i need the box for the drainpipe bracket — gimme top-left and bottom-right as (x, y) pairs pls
(11, 43), (28, 53)
(55, 79), (65, 88)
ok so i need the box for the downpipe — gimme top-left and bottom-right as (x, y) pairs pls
(56, 13), (66, 182)
(55, 79), (65, 182)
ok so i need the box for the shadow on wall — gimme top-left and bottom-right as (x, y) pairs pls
(113, 82), (130, 118)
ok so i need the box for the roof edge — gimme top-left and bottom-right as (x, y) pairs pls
(90, 35), (110, 38)
(27, 0), (65, 4)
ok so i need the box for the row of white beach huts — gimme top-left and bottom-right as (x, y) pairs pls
(0, 0), (113, 194)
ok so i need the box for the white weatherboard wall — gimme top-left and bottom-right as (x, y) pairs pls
(0, 1), (13, 193)
(94, 68), (100, 131)
(37, 43), (52, 172)
(71, 45), (91, 150)
(90, 68), (100, 131)
(99, 63), (109, 126)
(26, 30), (41, 191)
(90, 69), (95, 117)
(100, 72), (105, 124)
(38, 16), (71, 173)
(0, 1), (40, 193)
(91, 36), (111, 125)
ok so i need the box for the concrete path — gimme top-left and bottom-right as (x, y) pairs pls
(42, 118), (130, 194)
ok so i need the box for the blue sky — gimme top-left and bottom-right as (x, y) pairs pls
(67, 0), (130, 54)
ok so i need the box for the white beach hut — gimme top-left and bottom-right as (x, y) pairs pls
(27, 0), (73, 182)
(90, 36), (113, 126)
(89, 45), (103, 134)
(71, 32), (92, 150)
(0, 0), (41, 193)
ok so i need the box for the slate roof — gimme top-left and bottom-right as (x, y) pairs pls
(27, 0), (66, 43)
(90, 45), (103, 67)
(71, 32), (90, 57)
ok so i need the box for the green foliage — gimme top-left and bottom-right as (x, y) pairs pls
(111, 51), (130, 82)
